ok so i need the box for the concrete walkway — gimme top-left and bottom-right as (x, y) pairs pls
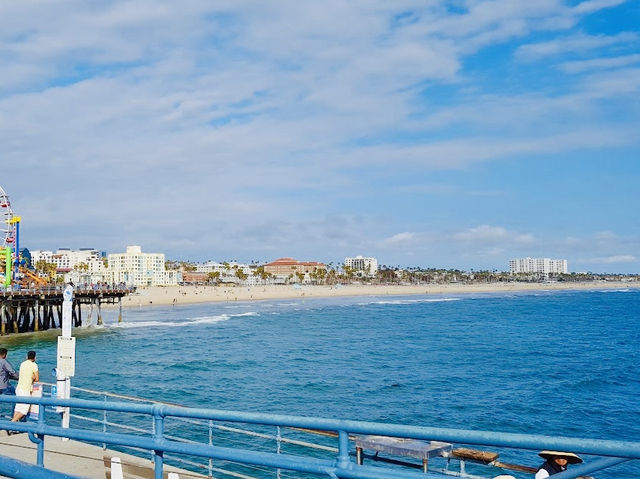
(0, 431), (207, 479)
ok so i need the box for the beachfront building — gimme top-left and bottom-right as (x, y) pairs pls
(264, 257), (325, 283)
(509, 257), (568, 275)
(344, 256), (378, 277)
(30, 248), (106, 272)
(106, 245), (179, 287)
(193, 261), (258, 285)
(30, 248), (108, 284)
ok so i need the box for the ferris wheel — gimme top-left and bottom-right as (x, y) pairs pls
(0, 185), (15, 249)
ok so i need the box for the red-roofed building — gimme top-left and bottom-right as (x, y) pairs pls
(181, 271), (209, 284)
(264, 257), (326, 277)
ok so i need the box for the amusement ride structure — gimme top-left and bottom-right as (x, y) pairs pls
(0, 184), (20, 289)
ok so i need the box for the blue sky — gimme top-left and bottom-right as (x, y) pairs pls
(0, 1), (638, 273)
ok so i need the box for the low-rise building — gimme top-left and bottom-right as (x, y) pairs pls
(30, 248), (108, 284)
(30, 248), (106, 273)
(194, 261), (256, 284)
(264, 257), (325, 281)
(181, 271), (210, 284)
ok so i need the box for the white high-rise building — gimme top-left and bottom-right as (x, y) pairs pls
(509, 257), (568, 275)
(344, 256), (378, 277)
(107, 245), (179, 286)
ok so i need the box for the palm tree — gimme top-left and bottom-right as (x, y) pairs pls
(74, 262), (89, 272)
(35, 260), (57, 282)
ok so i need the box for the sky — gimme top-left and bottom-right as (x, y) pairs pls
(0, 1), (639, 273)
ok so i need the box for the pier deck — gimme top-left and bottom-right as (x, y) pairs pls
(0, 432), (205, 479)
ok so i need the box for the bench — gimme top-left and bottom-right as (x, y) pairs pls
(355, 435), (452, 473)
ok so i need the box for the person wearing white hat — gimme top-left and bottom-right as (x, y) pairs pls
(535, 450), (583, 478)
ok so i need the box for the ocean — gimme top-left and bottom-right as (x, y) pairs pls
(4, 288), (639, 478)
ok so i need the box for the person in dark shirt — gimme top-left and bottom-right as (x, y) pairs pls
(0, 348), (19, 395)
(535, 450), (583, 478)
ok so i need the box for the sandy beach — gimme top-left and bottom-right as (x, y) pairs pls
(120, 281), (640, 308)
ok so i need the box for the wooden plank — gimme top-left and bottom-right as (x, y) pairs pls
(452, 447), (499, 463)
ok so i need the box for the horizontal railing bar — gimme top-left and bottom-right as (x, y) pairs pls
(1, 395), (638, 461)
(0, 420), (434, 479)
(214, 423), (338, 453)
(119, 443), (271, 477)
(552, 456), (629, 478)
(163, 454), (259, 479)
(158, 415), (338, 452)
(69, 413), (287, 462)
(68, 413), (150, 435)
(41, 381), (180, 405)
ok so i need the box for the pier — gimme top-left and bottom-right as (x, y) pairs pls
(0, 286), (134, 335)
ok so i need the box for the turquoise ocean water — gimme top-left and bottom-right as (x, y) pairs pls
(4, 288), (639, 477)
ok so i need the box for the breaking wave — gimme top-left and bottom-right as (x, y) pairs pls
(108, 311), (258, 329)
(367, 297), (462, 305)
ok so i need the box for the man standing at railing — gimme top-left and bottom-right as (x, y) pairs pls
(11, 350), (39, 423)
(535, 451), (583, 478)
(0, 348), (19, 396)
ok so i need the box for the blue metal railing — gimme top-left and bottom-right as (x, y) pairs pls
(0, 395), (638, 479)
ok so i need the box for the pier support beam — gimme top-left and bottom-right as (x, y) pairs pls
(88, 300), (94, 326)
(12, 305), (18, 334)
(97, 300), (103, 326)
(118, 297), (123, 323)
(74, 301), (82, 327)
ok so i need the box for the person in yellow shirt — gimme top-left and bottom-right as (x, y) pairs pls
(11, 350), (39, 422)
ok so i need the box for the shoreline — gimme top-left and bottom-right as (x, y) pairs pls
(119, 281), (640, 308)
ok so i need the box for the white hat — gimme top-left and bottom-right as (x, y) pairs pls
(538, 450), (583, 464)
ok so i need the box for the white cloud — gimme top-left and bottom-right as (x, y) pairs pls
(594, 231), (617, 240)
(379, 232), (420, 248)
(559, 54), (640, 74)
(516, 32), (638, 62)
(587, 255), (637, 264)
(451, 225), (535, 244)
(572, 0), (627, 14)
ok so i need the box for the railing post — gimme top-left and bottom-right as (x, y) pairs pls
(36, 400), (46, 466)
(102, 395), (107, 450)
(337, 430), (350, 469)
(276, 426), (282, 479)
(208, 419), (213, 478)
(152, 407), (165, 479)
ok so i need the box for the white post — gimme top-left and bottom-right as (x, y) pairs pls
(111, 457), (124, 479)
(57, 284), (76, 440)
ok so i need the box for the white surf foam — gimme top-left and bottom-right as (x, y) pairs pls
(107, 311), (258, 329)
(366, 297), (462, 305)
